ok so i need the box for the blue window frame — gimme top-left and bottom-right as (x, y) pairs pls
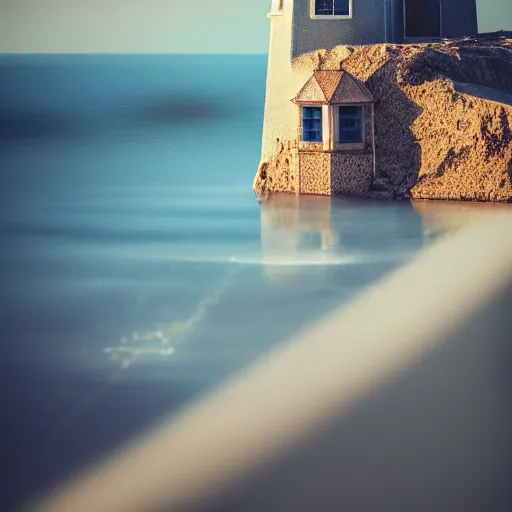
(315, 0), (350, 16)
(302, 106), (323, 143)
(339, 106), (363, 143)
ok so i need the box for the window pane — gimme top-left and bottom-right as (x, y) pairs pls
(340, 105), (359, 116)
(307, 131), (321, 142)
(339, 106), (363, 143)
(315, 0), (334, 15)
(303, 106), (319, 119)
(333, 0), (350, 15)
(340, 118), (356, 129)
(343, 130), (360, 142)
(303, 106), (323, 142)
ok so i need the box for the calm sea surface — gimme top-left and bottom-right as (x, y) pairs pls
(0, 54), (506, 509)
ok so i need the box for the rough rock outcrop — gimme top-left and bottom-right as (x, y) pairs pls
(255, 32), (512, 202)
(253, 141), (297, 200)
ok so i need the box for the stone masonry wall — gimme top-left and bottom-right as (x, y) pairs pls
(298, 152), (331, 195)
(254, 142), (374, 198)
(331, 153), (374, 195)
(294, 151), (373, 196)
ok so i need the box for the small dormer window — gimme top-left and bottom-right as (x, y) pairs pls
(313, 0), (351, 17)
(293, 70), (373, 150)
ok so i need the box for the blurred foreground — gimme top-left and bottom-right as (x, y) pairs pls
(33, 210), (512, 512)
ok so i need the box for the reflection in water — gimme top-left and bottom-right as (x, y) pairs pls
(259, 193), (425, 283)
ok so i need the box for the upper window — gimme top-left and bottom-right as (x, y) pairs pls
(314, 0), (351, 17)
(302, 106), (323, 143)
(339, 106), (363, 143)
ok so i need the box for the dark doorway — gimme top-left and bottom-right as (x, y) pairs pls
(405, 0), (441, 38)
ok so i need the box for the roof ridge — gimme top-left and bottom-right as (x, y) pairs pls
(292, 70), (374, 105)
(314, 70), (343, 102)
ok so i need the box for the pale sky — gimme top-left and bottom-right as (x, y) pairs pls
(476, 0), (512, 34)
(0, 1), (510, 54)
(0, 0), (271, 53)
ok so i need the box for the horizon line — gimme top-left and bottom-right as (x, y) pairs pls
(0, 51), (269, 56)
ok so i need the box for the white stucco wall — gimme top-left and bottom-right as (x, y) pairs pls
(476, 0), (512, 33)
(262, 0), (312, 158)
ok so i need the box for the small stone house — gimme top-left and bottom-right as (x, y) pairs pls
(291, 69), (376, 195)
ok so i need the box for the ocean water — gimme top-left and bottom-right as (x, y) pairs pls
(0, 54), (505, 509)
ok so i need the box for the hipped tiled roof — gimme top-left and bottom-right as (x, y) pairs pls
(292, 70), (375, 105)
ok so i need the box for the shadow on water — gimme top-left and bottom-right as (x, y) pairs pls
(0, 108), (90, 140)
(208, 284), (512, 512)
(0, 366), (203, 512)
(131, 95), (230, 125)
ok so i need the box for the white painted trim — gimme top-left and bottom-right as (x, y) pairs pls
(268, 0), (284, 17)
(310, 0), (353, 20)
(322, 104), (332, 151)
(310, 15), (353, 20)
(334, 106), (340, 143)
(300, 104), (324, 144)
(329, 105), (335, 151)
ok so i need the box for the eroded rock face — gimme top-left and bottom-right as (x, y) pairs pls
(253, 143), (297, 200)
(255, 33), (512, 202)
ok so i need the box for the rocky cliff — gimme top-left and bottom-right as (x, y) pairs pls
(254, 32), (512, 202)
